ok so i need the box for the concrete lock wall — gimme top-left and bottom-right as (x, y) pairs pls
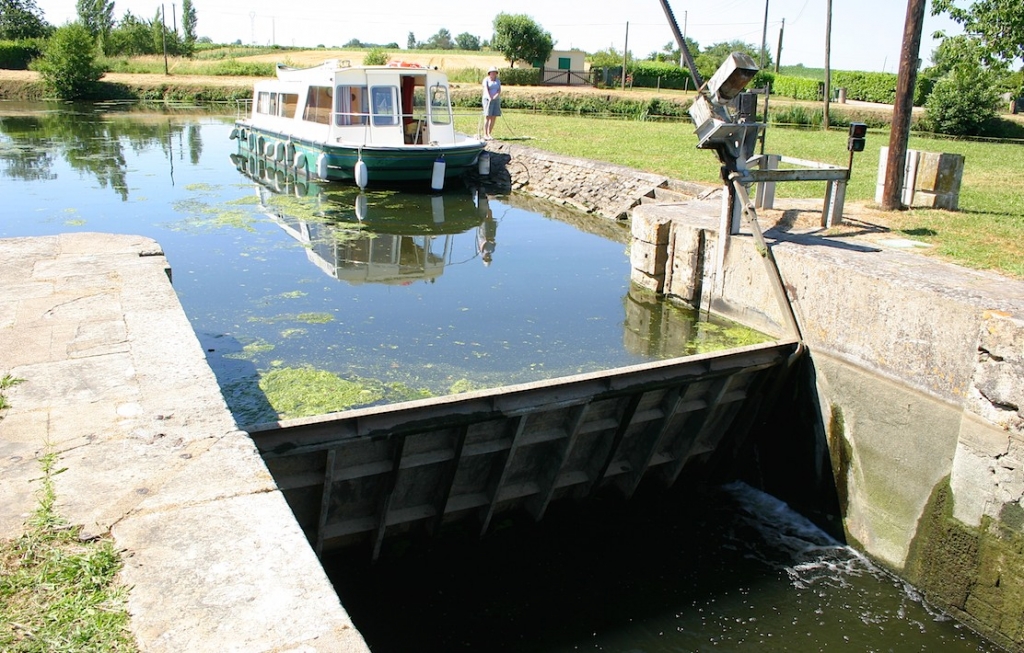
(630, 202), (1024, 650)
(874, 146), (965, 211)
(486, 143), (1024, 647)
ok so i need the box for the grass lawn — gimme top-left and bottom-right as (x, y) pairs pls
(456, 111), (1024, 278)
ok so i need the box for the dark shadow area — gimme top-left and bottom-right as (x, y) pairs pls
(745, 353), (846, 540)
(901, 227), (939, 237)
(323, 480), (802, 653)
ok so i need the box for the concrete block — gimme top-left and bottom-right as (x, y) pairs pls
(631, 211), (672, 245)
(629, 238), (668, 277)
(630, 266), (664, 293)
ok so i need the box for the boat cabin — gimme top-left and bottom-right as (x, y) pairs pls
(250, 61), (459, 147)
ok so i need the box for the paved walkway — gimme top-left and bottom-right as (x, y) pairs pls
(0, 233), (368, 652)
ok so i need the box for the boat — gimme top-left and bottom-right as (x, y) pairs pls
(231, 59), (485, 189)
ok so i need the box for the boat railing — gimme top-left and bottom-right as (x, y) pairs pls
(235, 98), (253, 120)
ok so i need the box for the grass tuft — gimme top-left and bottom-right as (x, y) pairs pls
(0, 448), (137, 652)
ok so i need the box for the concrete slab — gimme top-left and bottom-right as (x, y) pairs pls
(0, 233), (369, 653)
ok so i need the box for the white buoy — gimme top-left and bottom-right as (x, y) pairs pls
(431, 195), (445, 224)
(355, 193), (368, 221)
(477, 152), (490, 176)
(431, 156), (446, 191)
(354, 158), (368, 189)
(316, 153), (329, 180)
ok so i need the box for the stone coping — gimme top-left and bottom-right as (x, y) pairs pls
(0, 233), (369, 652)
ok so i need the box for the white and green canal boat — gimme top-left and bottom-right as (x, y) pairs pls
(232, 59), (485, 188)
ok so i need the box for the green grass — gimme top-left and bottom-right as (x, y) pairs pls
(1, 379), (137, 652)
(456, 111), (1024, 278)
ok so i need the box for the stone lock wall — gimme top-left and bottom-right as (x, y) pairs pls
(630, 201), (1024, 651)
(484, 142), (671, 221)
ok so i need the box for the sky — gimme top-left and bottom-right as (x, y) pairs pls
(32, 0), (963, 73)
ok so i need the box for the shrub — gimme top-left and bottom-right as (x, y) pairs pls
(33, 23), (104, 99)
(498, 67), (540, 86)
(627, 60), (694, 90)
(771, 75), (821, 100)
(924, 67), (1000, 136)
(0, 38), (44, 69)
(363, 47), (388, 66)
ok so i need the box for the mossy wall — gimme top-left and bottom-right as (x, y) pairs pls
(906, 479), (1024, 651)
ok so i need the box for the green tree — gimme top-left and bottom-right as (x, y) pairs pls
(491, 13), (553, 67)
(151, 7), (179, 56)
(76, 0), (114, 50)
(34, 22), (103, 99)
(406, 31), (416, 49)
(423, 28), (453, 50)
(455, 32), (480, 51)
(695, 40), (766, 82)
(588, 46), (629, 69)
(181, 0), (197, 56)
(932, 0), (1024, 68)
(106, 10), (155, 56)
(0, 0), (50, 39)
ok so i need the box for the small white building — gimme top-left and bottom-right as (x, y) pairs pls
(539, 49), (590, 86)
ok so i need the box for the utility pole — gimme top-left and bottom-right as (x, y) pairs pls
(621, 22), (629, 91)
(882, 0), (927, 210)
(760, 0), (769, 69)
(161, 4), (168, 75)
(823, 0), (832, 130)
(172, 4), (177, 34)
(774, 18), (785, 73)
(679, 10), (687, 70)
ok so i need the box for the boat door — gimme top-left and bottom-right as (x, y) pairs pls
(425, 71), (456, 144)
(363, 70), (405, 146)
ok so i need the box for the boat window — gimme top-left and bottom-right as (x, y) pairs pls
(303, 86), (333, 124)
(257, 91), (276, 116)
(258, 91), (300, 119)
(279, 93), (299, 119)
(429, 84), (451, 125)
(335, 85), (368, 126)
(370, 86), (399, 126)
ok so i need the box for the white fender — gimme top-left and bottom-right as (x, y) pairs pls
(264, 141), (275, 159)
(355, 193), (368, 221)
(354, 158), (368, 189)
(293, 151), (307, 176)
(316, 153), (329, 180)
(431, 156), (446, 191)
(477, 152), (490, 176)
(229, 127), (239, 140)
(275, 141), (286, 161)
(430, 195), (445, 224)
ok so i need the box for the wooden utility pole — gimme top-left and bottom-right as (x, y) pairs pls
(161, 4), (168, 75)
(621, 22), (629, 91)
(823, 0), (832, 130)
(760, 0), (770, 68)
(775, 18), (785, 73)
(882, 0), (927, 210)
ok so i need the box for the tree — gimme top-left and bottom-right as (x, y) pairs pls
(0, 0), (51, 39)
(406, 31), (416, 49)
(695, 40), (767, 82)
(422, 28), (453, 50)
(181, 0), (197, 56)
(34, 22), (103, 99)
(588, 47), (628, 69)
(76, 0), (114, 50)
(932, 0), (1024, 68)
(491, 13), (553, 67)
(455, 32), (480, 51)
(106, 10), (156, 56)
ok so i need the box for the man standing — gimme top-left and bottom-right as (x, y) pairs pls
(482, 66), (501, 140)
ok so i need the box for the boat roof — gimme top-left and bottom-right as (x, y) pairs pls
(273, 59), (445, 84)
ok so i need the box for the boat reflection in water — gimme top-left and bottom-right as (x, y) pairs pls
(230, 152), (492, 286)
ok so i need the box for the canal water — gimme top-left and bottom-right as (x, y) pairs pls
(0, 103), (1001, 652)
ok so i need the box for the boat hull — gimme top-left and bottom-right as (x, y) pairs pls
(233, 122), (483, 185)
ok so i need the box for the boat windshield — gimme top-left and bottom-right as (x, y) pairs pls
(430, 84), (451, 125)
(370, 86), (399, 126)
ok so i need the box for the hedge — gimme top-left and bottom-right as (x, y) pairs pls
(0, 39), (44, 70)
(771, 75), (822, 100)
